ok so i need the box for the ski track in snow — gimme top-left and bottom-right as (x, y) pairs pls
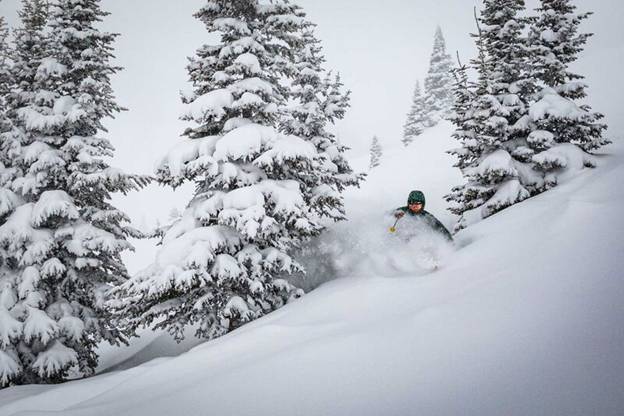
(1, 123), (623, 415)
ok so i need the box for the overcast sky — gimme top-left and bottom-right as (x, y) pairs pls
(1, 0), (621, 160)
(1, 0), (622, 270)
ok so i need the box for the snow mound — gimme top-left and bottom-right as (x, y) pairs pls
(182, 89), (233, 121)
(529, 87), (585, 120)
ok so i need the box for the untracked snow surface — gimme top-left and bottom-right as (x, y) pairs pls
(1, 122), (623, 415)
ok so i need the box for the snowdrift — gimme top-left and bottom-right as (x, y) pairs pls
(1, 122), (623, 416)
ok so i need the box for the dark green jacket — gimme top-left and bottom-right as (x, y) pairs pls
(395, 206), (454, 242)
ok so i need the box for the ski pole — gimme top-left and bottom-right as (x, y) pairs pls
(389, 215), (403, 233)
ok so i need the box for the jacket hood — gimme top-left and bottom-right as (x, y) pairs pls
(407, 190), (426, 208)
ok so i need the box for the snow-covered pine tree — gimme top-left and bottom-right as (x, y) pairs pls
(111, 0), (325, 342)
(446, 0), (544, 225)
(402, 80), (426, 146)
(369, 135), (382, 169)
(0, 7), (11, 138)
(0, 0), (49, 387)
(281, 20), (361, 222)
(527, 0), (607, 166)
(0, 8), (10, 102)
(1, 0), (49, 150)
(447, 54), (475, 170)
(0, 0), (146, 387)
(446, 54), (477, 228)
(0, 6), (19, 388)
(449, 1), (608, 228)
(422, 26), (454, 126)
(446, 12), (489, 226)
(529, 0), (592, 100)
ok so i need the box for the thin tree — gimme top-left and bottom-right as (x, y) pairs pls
(402, 80), (426, 146)
(422, 26), (455, 126)
(369, 135), (383, 170)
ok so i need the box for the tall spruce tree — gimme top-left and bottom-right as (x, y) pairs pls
(529, 0), (591, 100)
(446, 0), (543, 225)
(1, 0), (48, 218)
(446, 54), (476, 202)
(369, 135), (382, 169)
(0, 6), (18, 388)
(528, 0), (607, 154)
(1, 0), (49, 387)
(0, 8), (10, 101)
(446, 12), (490, 225)
(2, 0), (49, 159)
(402, 80), (426, 146)
(111, 0), (333, 342)
(447, 54), (475, 170)
(0, 0), (146, 387)
(448, 0), (606, 229)
(422, 26), (454, 126)
(0, 6), (11, 138)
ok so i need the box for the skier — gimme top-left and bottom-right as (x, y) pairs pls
(392, 190), (453, 241)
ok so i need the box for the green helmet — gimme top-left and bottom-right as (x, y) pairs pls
(407, 190), (425, 207)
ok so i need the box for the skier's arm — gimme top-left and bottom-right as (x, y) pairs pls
(425, 213), (454, 241)
(392, 207), (408, 218)
(436, 220), (454, 241)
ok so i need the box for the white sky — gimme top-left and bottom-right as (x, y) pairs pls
(1, 0), (622, 271)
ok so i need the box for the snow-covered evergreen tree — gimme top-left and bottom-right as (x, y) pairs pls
(2, 0), (48, 142)
(402, 80), (426, 146)
(446, 0), (543, 224)
(0, 0), (146, 387)
(111, 0), (330, 342)
(0, 9), (10, 101)
(449, 56), (475, 163)
(529, 0), (591, 100)
(447, 54), (476, 170)
(281, 22), (361, 222)
(446, 13), (489, 225)
(0, 7), (11, 137)
(422, 26), (454, 126)
(369, 135), (382, 169)
(1, 0), (49, 387)
(528, 0), (607, 155)
(445, 57), (472, 232)
(448, 1), (606, 228)
(0, 7), (18, 387)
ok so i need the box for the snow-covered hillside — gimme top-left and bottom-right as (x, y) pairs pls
(1, 122), (623, 415)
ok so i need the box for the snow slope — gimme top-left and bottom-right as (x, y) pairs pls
(1, 122), (623, 415)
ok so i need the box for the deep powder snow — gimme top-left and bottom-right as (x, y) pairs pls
(1, 122), (623, 416)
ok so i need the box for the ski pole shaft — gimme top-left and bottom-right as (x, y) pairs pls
(389, 215), (403, 233)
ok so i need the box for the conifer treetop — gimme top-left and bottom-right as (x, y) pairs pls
(402, 80), (426, 146)
(423, 25), (454, 124)
(529, 0), (593, 99)
(369, 135), (382, 169)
